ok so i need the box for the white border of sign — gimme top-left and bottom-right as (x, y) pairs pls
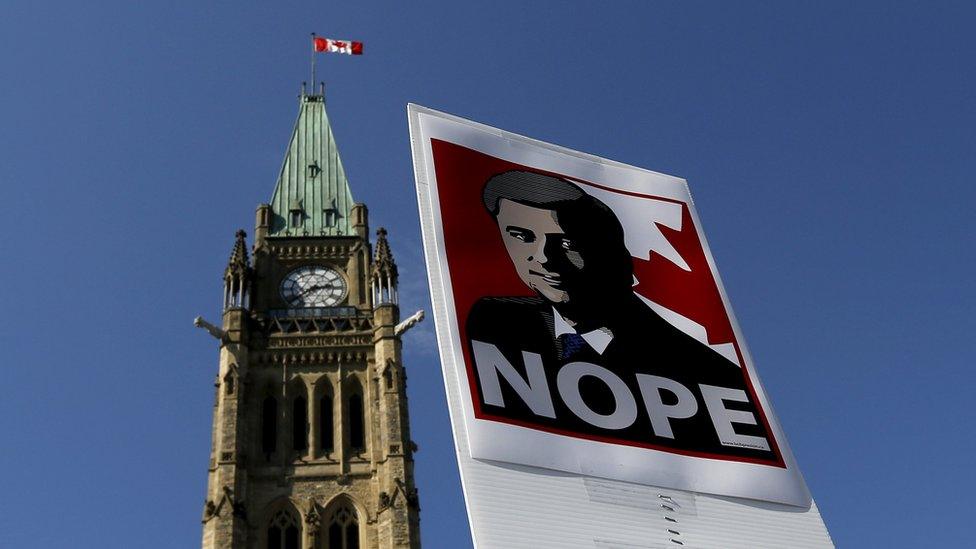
(408, 105), (829, 546)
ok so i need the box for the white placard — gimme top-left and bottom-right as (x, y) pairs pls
(409, 104), (832, 548)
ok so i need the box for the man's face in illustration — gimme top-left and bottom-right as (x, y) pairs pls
(495, 199), (587, 304)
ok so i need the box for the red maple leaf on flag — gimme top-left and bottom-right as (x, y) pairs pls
(632, 204), (735, 347)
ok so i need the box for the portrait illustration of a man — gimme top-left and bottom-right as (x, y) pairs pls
(466, 170), (777, 461)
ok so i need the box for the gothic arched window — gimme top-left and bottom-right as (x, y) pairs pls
(326, 503), (359, 549)
(292, 395), (308, 452)
(267, 507), (301, 549)
(262, 395), (277, 458)
(319, 392), (334, 454)
(348, 389), (365, 453)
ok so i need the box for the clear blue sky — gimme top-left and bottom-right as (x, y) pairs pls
(1, 1), (973, 547)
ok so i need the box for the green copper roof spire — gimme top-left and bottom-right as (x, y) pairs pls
(268, 86), (355, 237)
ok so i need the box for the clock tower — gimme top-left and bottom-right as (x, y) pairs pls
(198, 85), (422, 549)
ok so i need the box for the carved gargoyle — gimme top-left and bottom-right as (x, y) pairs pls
(194, 316), (230, 345)
(394, 309), (425, 336)
(202, 486), (248, 524)
(202, 500), (217, 522)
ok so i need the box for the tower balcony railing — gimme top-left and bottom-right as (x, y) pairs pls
(264, 306), (374, 335)
(268, 306), (360, 319)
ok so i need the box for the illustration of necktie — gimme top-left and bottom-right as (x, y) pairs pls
(559, 332), (589, 361)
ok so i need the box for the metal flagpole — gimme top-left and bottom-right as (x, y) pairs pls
(310, 32), (317, 94)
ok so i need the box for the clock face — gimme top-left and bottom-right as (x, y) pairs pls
(280, 266), (348, 308)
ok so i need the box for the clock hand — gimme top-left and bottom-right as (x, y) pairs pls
(288, 286), (317, 304)
(290, 284), (332, 304)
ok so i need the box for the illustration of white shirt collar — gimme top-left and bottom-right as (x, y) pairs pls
(552, 307), (614, 355)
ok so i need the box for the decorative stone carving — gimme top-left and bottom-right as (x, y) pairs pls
(306, 499), (321, 529)
(194, 316), (229, 344)
(202, 486), (247, 524)
(202, 500), (217, 523)
(394, 310), (425, 336)
(396, 478), (420, 509)
(378, 478), (421, 514)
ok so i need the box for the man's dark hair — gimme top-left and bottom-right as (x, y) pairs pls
(482, 170), (635, 294)
(483, 171), (589, 215)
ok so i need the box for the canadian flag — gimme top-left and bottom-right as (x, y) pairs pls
(313, 37), (363, 55)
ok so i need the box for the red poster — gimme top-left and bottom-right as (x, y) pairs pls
(410, 105), (812, 508)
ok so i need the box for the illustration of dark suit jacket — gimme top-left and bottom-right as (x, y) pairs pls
(466, 295), (777, 461)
